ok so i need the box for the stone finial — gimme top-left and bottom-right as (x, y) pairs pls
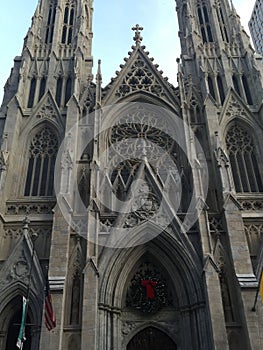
(132, 24), (143, 45)
(96, 59), (102, 83)
(22, 216), (30, 232)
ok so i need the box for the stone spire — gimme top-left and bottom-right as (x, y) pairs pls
(0, 0), (94, 112)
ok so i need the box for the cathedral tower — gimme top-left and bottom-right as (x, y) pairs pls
(0, 1), (263, 349)
(175, 0), (263, 348)
(1, 0), (93, 116)
(0, 1), (94, 349)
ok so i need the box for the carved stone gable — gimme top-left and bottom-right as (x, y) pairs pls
(0, 233), (44, 294)
(116, 53), (166, 98)
(102, 47), (179, 106)
(69, 238), (85, 278)
(36, 96), (58, 120)
(124, 183), (160, 228)
(223, 94), (249, 121)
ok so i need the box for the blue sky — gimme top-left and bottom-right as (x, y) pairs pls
(0, 0), (255, 103)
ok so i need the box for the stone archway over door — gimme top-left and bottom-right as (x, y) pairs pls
(127, 327), (177, 350)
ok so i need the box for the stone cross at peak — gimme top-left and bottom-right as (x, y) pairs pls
(132, 24), (144, 45)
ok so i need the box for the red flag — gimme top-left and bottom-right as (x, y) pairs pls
(45, 277), (56, 331)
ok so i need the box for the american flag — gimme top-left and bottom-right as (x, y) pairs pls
(45, 277), (56, 331)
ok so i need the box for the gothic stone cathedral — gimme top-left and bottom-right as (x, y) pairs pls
(0, 0), (263, 349)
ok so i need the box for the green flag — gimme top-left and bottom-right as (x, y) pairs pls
(16, 296), (27, 349)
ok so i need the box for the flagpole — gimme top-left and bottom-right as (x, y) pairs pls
(252, 288), (260, 312)
(252, 265), (263, 312)
(18, 216), (38, 349)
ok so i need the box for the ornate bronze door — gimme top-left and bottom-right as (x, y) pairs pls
(127, 327), (177, 350)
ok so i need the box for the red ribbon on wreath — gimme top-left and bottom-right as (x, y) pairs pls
(141, 280), (158, 299)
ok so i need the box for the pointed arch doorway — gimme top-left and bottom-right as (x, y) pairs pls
(127, 327), (177, 350)
(6, 309), (32, 350)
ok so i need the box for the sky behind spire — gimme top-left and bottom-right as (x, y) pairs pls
(0, 0), (255, 102)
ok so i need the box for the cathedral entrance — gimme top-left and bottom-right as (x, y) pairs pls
(127, 327), (177, 350)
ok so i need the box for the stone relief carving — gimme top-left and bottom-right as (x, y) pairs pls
(244, 223), (263, 257)
(71, 218), (88, 236)
(225, 95), (249, 119)
(239, 199), (263, 211)
(209, 216), (224, 233)
(122, 321), (137, 336)
(116, 54), (166, 98)
(124, 186), (160, 228)
(4, 227), (51, 240)
(6, 201), (56, 215)
(0, 251), (30, 290)
(0, 150), (6, 172)
(36, 97), (57, 119)
(99, 217), (116, 232)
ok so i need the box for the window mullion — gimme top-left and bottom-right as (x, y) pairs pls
(248, 153), (259, 192)
(45, 156), (52, 196)
(37, 155), (45, 196)
(241, 152), (251, 192)
(30, 156), (37, 196)
(234, 152), (243, 192)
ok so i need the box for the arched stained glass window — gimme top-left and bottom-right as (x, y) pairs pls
(217, 76), (225, 104)
(242, 75), (253, 105)
(197, 5), (214, 43)
(216, 5), (229, 43)
(64, 77), (72, 106)
(24, 126), (58, 196)
(45, 1), (57, 44)
(226, 124), (263, 192)
(38, 76), (46, 101)
(232, 75), (241, 96)
(27, 77), (36, 108)
(56, 77), (63, 106)
(208, 76), (216, 100)
(61, 3), (75, 44)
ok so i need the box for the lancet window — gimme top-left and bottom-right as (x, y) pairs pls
(64, 77), (72, 106)
(197, 4), (213, 43)
(55, 77), (63, 106)
(27, 77), (37, 108)
(216, 5), (229, 43)
(226, 124), (263, 192)
(24, 126), (58, 196)
(45, 1), (57, 44)
(207, 75), (225, 105)
(242, 75), (253, 105)
(232, 74), (253, 105)
(38, 77), (46, 101)
(208, 75), (216, 100)
(61, 2), (75, 44)
(217, 75), (225, 104)
(189, 98), (201, 124)
(232, 75), (241, 96)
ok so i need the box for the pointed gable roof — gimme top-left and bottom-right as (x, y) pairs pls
(102, 27), (180, 107)
(219, 88), (261, 128)
(0, 229), (44, 297)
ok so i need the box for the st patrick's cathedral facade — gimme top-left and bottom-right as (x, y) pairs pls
(0, 0), (263, 349)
